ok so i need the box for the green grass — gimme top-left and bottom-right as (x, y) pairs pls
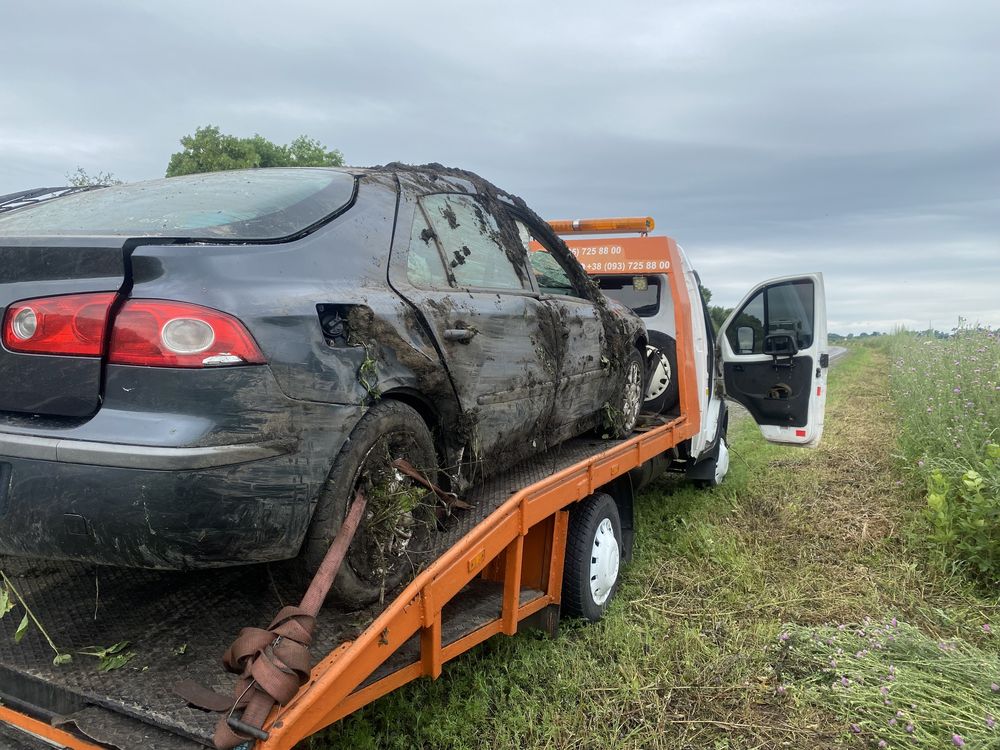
(307, 345), (1000, 750)
(781, 620), (1000, 747)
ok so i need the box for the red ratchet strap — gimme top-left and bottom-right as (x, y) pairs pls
(175, 491), (368, 749)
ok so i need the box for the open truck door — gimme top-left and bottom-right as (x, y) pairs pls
(719, 273), (827, 446)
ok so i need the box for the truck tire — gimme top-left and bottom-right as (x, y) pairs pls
(644, 331), (679, 415)
(561, 493), (623, 622)
(299, 400), (439, 609)
(689, 437), (730, 489)
(602, 348), (645, 438)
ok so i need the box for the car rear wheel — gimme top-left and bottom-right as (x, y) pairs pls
(299, 400), (439, 608)
(561, 493), (622, 621)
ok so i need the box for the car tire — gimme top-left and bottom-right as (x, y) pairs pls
(644, 331), (679, 415)
(298, 400), (439, 609)
(602, 347), (645, 438)
(561, 493), (623, 622)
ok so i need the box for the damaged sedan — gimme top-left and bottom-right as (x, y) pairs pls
(0, 166), (646, 605)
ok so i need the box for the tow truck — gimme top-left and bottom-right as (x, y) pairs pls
(0, 214), (827, 749)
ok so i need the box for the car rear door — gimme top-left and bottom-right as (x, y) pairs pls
(388, 192), (557, 461)
(718, 273), (828, 446)
(518, 221), (607, 437)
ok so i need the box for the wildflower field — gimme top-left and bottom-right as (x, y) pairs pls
(888, 329), (1000, 582)
(313, 341), (1000, 750)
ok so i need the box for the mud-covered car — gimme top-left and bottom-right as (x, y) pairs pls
(0, 166), (646, 605)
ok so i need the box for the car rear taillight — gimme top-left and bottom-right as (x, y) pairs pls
(3, 294), (265, 368)
(108, 300), (265, 368)
(2, 293), (117, 356)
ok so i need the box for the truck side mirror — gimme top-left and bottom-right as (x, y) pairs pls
(737, 326), (754, 354)
(763, 333), (798, 357)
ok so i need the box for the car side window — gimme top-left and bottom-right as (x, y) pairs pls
(407, 210), (452, 288)
(419, 194), (527, 291)
(516, 222), (589, 300)
(726, 280), (814, 354)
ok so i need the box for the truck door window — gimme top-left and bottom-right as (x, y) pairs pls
(517, 222), (588, 299)
(420, 194), (527, 291)
(725, 280), (814, 355)
(407, 211), (452, 288)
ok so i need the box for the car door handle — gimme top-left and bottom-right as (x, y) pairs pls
(444, 327), (477, 343)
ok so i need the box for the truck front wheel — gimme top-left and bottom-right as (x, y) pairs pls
(561, 493), (623, 621)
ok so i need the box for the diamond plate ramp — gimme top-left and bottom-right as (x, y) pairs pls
(0, 435), (626, 747)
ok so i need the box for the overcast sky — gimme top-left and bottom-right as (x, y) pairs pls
(2, 0), (997, 334)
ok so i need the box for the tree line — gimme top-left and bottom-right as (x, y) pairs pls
(68, 125), (343, 186)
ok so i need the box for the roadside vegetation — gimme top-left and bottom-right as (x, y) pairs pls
(310, 340), (1000, 750)
(887, 328), (999, 583)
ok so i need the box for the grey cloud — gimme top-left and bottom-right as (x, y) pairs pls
(2, 0), (997, 333)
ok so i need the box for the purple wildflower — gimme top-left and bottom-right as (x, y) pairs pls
(984, 624), (992, 634)
(992, 682), (999, 693)
(906, 723), (914, 734)
(987, 715), (995, 730)
(889, 718), (898, 727)
(776, 685), (787, 696)
(880, 686), (890, 696)
(779, 631), (790, 642)
(891, 617), (898, 627)
(841, 676), (850, 687)
(879, 741), (887, 749)
(953, 735), (965, 747)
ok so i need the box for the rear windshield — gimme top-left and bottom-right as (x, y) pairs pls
(0, 168), (356, 241)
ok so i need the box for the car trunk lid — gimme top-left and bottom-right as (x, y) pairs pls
(0, 237), (126, 418)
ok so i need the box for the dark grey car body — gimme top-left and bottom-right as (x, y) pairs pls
(0, 166), (645, 570)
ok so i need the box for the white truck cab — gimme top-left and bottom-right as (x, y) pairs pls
(545, 217), (829, 488)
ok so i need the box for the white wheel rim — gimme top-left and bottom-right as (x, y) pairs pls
(589, 517), (620, 606)
(622, 360), (643, 428)
(644, 345), (671, 401)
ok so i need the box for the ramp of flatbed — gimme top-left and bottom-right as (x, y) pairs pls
(0, 433), (637, 748)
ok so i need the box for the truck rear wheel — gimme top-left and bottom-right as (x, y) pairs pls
(644, 331), (679, 414)
(299, 400), (439, 609)
(561, 493), (622, 621)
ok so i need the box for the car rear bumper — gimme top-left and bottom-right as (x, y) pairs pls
(0, 403), (363, 570)
(0, 451), (311, 569)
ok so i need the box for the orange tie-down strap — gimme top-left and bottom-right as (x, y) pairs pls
(175, 492), (368, 749)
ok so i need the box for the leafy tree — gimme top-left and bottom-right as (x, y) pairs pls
(699, 284), (733, 334)
(165, 126), (344, 177)
(66, 167), (124, 187)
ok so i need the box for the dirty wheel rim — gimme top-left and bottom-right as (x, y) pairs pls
(589, 518), (620, 606)
(622, 359), (643, 428)
(644, 345), (671, 401)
